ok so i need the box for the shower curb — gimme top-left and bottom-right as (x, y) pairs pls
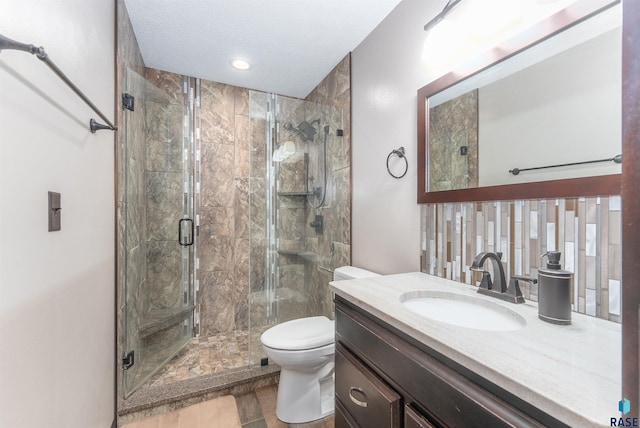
(117, 364), (280, 426)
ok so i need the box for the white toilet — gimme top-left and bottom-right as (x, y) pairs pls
(260, 266), (380, 423)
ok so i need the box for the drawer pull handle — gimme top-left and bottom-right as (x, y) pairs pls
(349, 387), (368, 408)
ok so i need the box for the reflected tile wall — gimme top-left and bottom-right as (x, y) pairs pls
(143, 69), (185, 314)
(429, 90), (478, 191)
(421, 196), (622, 322)
(146, 241), (182, 310)
(145, 171), (181, 241)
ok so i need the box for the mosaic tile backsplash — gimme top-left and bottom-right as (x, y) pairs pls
(421, 196), (622, 322)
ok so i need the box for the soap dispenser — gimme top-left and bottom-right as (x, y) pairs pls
(537, 251), (572, 325)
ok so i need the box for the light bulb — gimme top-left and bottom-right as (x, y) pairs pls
(231, 59), (251, 70)
(422, 18), (467, 66)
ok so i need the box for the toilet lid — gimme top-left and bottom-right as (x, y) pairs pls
(261, 316), (335, 350)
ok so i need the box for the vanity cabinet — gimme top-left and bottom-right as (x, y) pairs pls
(334, 297), (559, 428)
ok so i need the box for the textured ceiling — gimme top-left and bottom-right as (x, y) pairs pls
(124, 0), (404, 98)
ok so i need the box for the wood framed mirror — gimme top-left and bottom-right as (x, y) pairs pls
(417, 0), (621, 203)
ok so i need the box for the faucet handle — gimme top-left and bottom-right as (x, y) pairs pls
(478, 271), (493, 290)
(505, 276), (535, 304)
(510, 275), (537, 284)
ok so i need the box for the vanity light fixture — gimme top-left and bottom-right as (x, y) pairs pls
(422, 17), (466, 65)
(424, 0), (463, 33)
(422, 0), (579, 66)
(422, 0), (465, 64)
(230, 58), (251, 70)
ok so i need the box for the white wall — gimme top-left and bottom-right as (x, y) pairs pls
(352, 0), (443, 274)
(0, 1), (115, 427)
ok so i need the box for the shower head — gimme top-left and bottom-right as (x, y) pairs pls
(298, 121), (317, 140)
(283, 120), (317, 142)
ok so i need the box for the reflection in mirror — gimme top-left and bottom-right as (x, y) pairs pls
(418, 0), (622, 203)
(429, 90), (478, 191)
(481, 26), (620, 187)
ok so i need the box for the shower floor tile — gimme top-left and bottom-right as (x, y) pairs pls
(144, 330), (251, 388)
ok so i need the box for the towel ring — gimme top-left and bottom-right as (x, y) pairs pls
(386, 147), (408, 179)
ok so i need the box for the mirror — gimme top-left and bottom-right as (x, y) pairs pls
(418, 0), (621, 203)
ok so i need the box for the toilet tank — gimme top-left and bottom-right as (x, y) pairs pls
(333, 266), (380, 281)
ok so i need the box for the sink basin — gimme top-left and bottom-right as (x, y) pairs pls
(400, 290), (526, 332)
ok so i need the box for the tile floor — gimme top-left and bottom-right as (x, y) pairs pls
(237, 385), (334, 428)
(145, 331), (252, 387)
(121, 395), (242, 428)
(123, 385), (334, 428)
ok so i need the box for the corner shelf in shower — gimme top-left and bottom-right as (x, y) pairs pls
(276, 249), (317, 261)
(138, 305), (195, 338)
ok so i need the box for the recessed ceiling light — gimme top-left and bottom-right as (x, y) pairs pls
(231, 59), (251, 70)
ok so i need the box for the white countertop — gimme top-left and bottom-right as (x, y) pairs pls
(330, 272), (621, 427)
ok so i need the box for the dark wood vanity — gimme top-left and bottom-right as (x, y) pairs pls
(334, 297), (565, 428)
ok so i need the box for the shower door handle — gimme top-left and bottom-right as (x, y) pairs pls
(178, 218), (194, 246)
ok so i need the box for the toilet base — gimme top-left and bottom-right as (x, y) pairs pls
(275, 363), (335, 423)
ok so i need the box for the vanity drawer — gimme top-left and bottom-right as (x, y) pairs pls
(335, 342), (401, 428)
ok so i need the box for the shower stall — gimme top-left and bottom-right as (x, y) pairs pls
(119, 70), (349, 401)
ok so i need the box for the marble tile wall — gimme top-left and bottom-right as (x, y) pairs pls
(421, 196), (622, 322)
(197, 81), (251, 337)
(305, 54), (352, 318)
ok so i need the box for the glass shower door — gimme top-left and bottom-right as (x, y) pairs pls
(122, 68), (194, 396)
(248, 92), (344, 366)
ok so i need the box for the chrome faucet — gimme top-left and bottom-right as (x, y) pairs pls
(471, 252), (534, 304)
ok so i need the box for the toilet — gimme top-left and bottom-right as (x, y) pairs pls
(260, 265), (380, 423)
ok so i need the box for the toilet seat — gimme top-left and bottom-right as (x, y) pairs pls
(261, 316), (334, 350)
